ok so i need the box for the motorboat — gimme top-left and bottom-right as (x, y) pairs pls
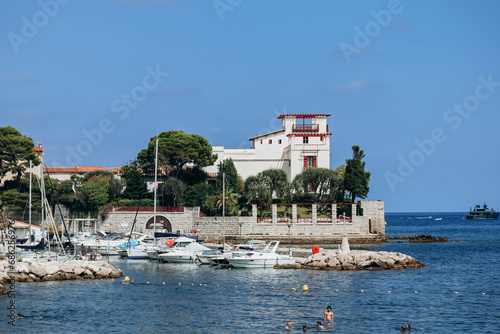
(151, 236), (199, 260)
(81, 232), (149, 255)
(196, 248), (223, 265)
(206, 244), (258, 267)
(226, 240), (296, 268)
(466, 204), (499, 220)
(158, 242), (210, 263)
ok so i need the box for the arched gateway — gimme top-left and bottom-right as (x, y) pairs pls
(145, 215), (172, 232)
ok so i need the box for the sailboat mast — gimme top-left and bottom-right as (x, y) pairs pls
(153, 138), (158, 243)
(29, 160), (32, 244)
(222, 172), (225, 248)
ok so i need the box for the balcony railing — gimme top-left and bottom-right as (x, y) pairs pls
(292, 124), (319, 132)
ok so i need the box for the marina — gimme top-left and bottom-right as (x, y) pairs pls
(2, 212), (499, 333)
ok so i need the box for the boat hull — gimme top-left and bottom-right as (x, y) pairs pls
(228, 257), (295, 268)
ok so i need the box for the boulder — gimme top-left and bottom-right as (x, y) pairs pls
(30, 263), (47, 277)
(45, 263), (60, 276)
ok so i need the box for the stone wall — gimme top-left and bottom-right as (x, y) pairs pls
(98, 200), (385, 243)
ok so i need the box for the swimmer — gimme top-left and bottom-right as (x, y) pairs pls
(285, 321), (292, 330)
(316, 321), (324, 329)
(400, 326), (406, 332)
(303, 324), (307, 331)
(405, 323), (411, 330)
(16, 314), (23, 319)
(324, 306), (334, 325)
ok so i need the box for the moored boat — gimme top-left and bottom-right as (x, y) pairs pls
(226, 240), (296, 268)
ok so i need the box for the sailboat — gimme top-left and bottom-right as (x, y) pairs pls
(125, 138), (159, 259)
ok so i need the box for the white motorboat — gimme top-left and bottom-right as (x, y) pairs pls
(82, 232), (149, 256)
(158, 242), (210, 263)
(226, 240), (296, 268)
(206, 244), (257, 267)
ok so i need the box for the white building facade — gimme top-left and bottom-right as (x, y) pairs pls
(205, 114), (331, 181)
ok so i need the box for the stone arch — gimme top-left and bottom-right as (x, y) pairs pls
(145, 215), (172, 232)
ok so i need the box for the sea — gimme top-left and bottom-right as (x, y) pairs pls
(2, 212), (499, 334)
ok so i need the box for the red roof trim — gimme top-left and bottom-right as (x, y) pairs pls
(287, 133), (332, 137)
(278, 114), (331, 119)
(44, 166), (120, 174)
(248, 129), (285, 141)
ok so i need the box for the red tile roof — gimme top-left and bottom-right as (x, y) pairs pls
(44, 166), (120, 174)
(277, 114), (331, 119)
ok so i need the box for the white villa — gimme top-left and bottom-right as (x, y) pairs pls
(205, 113), (331, 181)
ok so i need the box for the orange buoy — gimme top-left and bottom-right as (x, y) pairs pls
(312, 245), (319, 254)
(166, 240), (174, 246)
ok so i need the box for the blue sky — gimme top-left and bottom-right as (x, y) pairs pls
(1, 0), (499, 212)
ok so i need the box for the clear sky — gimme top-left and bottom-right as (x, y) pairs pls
(1, 0), (499, 212)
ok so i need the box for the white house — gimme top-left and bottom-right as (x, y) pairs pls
(205, 113), (331, 181)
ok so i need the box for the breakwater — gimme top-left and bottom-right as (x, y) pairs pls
(0, 260), (123, 294)
(277, 249), (426, 270)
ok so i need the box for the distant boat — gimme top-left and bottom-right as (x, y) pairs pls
(465, 204), (499, 220)
(435, 218), (442, 221)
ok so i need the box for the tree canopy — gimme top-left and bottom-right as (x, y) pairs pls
(293, 167), (343, 203)
(344, 145), (370, 203)
(0, 126), (40, 183)
(216, 158), (239, 194)
(137, 131), (217, 178)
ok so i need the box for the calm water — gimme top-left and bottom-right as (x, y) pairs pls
(2, 212), (499, 333)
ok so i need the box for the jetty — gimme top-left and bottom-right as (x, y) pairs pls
(276, 249), (426, 270)
(0, 260), (123, 294)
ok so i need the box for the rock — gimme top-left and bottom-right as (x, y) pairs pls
(16, 263), (30, 274)
(0, 284), (6, 295)
(30, 263), (46, 277)
(279, 250), (426, 271)
(45, 263), (60, 276)
(43, 275), (56, 281)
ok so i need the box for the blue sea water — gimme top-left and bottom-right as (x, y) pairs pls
(2, 212), (499, 333)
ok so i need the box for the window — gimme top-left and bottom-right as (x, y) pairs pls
(303, 156), (317, 169)
(303, 137), (309, 144)
(269, 139), (272, 144)
(278, 139), (282, 144)
(260, 140), (263, 144)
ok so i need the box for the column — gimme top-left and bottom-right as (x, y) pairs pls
(272, 204), (277, 224)
(292, 204), (297, 224)
(312, 203), (317, 224)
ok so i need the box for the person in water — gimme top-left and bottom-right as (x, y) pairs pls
(285, 321), (292, 330)
(302, 324), (307, 331)
(405, 323), (411, 330)
(324, 306), (334, 325)
(400, 326), (406, 332)
(316, 321), (324, 329)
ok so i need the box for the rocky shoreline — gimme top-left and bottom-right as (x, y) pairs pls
(276, 249), (426, 270)
(0, 260), (123, 294)
(386, 234), (449, 243)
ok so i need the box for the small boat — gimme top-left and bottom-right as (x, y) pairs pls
(226, 240), (296, 268)
(466, 204), (499, 220)
(158, 242), (210, 263)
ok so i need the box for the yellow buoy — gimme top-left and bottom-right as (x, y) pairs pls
(335, 289), (339, 292)
(454, 291), (458, 294)
(291, 288), (296, 291)
(387, 291), (391, 294)
(302, 285), (309, 292)
(252, 286), (255, 289)
(124, 276), (130, 282)
(360, 290), (364, 292)
(414, 291), (418, 294)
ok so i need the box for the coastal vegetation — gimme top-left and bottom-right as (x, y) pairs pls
(0, 127), (371, 221)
